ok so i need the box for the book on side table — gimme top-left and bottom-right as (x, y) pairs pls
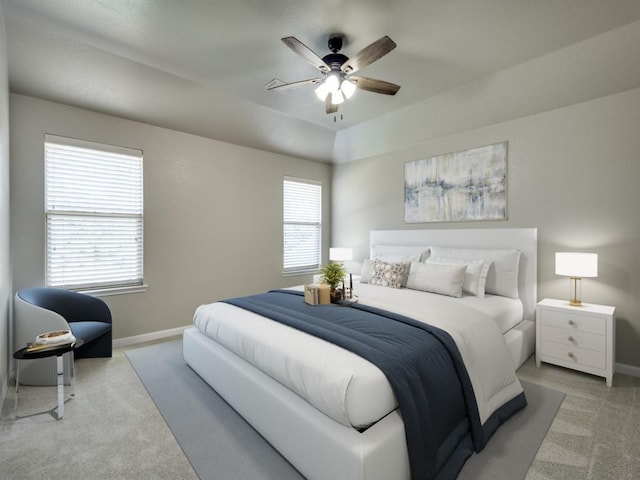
(25, 329), (77, 353)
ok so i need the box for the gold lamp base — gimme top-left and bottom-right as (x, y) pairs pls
(568, 276), (583, 307)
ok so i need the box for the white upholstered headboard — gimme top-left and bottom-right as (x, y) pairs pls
(370, 228), (538, 321)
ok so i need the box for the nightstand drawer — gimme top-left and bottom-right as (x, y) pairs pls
(540, 341), (606, 370)
(540, 309), (606, 335)
(540, 325), (605, 352)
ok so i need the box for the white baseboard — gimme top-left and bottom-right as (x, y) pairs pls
(113, 325), (190, 349)
(616, 362), (640, 378)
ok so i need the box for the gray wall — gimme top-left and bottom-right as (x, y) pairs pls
(333, 87), (640, 368)
(333, 19), (640, 164)
(0, 6), (12, 401)
(10, 94), (332, 340)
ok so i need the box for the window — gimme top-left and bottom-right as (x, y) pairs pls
(45, 135), (144, 292)
(283, 177), (321, 274)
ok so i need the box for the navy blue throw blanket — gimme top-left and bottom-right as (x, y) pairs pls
(224, 290), (526, 480)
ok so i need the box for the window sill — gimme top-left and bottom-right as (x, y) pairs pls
(78, 284), (148, 297)
(282, 270), (319, 277)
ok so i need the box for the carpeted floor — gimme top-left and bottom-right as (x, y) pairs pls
(517, 359), (640, 479)
(2, 337), (639, 480)
(0, 338), (198, 480)
(128, 340), (304, 480)
(126, 340), (563, 480)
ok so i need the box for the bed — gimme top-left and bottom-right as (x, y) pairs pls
(183, 228), (537, 480)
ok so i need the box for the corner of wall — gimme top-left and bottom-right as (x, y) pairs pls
(0, 3), (14, 409)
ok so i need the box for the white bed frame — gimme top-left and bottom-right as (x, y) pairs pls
(183, 228), (537, 480)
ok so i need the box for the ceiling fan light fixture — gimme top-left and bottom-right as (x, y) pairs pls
(341, 79), (356, 99)
(314, 82), (329, 101)
(276, 35), (399, 114)
(325, 74), (340, 93)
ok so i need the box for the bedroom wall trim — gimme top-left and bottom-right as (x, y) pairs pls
(112, 325), (191, 349)
(615, 362), (640, 379)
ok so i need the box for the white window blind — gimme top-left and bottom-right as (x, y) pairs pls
(45, 135), (144, 291)
(283, 177), (321, 274)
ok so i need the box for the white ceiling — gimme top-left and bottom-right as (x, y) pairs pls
(3, 0), (640, 161)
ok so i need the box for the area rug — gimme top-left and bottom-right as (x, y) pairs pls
(127, 340), (564, 480)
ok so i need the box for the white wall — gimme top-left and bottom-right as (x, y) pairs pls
(333, 88), (640, 368)
(10, 94), (332, 340)
(0, 6), (12, 403)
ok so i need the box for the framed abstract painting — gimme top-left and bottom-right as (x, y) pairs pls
(404, 142), (507, 223)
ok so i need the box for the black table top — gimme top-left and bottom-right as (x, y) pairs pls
(14, 339), (85, 360)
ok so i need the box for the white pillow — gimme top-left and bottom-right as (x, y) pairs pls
(406, 261), (467, 298)
(426, 256), (490, 297)
(360, 258), (374, 283)
(428, 247), (521, 299)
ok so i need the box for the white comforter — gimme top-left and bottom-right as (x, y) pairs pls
(193, 283), (523, 430)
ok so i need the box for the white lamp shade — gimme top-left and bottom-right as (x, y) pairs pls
(315, 82), (329, 101)
(325, 74), (340, 93)
(329, 247), (353, 262)
(341, 79), (356, 99)
(331, 90), (345, 105)
(555, 252), (598, 278)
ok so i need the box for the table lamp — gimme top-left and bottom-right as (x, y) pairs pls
(329, 247), (353, 263)
(555, 252), (598, 306)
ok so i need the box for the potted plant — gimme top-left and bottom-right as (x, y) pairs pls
(319, 262), (346, 302)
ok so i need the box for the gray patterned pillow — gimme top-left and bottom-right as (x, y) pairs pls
(369, 260), (408, 289)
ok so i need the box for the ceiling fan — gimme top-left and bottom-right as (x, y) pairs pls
(268, 35), (400, 114)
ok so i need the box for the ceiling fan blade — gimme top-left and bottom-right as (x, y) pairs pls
(266, 78), (322, 91)
(350, 76), (400, 95)
(281, 37), (331, 72)
(325, 96), (339, 114)
(340, 36), (396, 74)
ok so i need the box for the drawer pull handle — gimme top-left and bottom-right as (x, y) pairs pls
(568, 336), (575, 343)
(568, 319), (576, 326)
(568, 352), (576, 359)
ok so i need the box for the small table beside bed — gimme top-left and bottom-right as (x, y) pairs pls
(183, 228), (537, 480)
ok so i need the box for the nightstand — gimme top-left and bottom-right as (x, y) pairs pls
(536, 298), (615, 386)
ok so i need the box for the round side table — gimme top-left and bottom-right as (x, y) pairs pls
(13, 339), (84, 420)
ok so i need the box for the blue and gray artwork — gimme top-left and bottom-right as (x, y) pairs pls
(404, 142), (507, 223)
